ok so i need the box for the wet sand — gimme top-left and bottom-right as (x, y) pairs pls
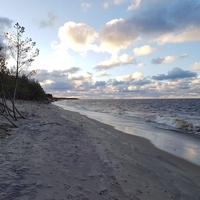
(0, 102), (200, 200)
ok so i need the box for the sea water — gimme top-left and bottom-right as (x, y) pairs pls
(53, 99), (200, 166)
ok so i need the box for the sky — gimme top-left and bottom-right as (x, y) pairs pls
(0, 0), (200, 99)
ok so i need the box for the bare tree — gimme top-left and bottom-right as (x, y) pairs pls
(5, 23), (39, 119)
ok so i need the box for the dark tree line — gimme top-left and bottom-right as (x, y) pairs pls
(0, 70), (46, 101)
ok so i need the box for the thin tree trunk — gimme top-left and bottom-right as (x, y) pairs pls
(12, 27), (20, 120)
(0, 109), (18, 128)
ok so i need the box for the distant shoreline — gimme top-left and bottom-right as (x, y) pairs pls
(52, 97), (79, 101)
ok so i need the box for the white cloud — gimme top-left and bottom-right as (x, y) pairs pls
(163, 56), (181, 64)
(134, 45), (155, 56)
(132, 71), (143, 80)
(111, 0), (141, 10)
(116, 71), (143, 81)
(116, 74), (132, 82)
(40, 79), (55, 86)
(128, 0), (142, 10)
(128, 85), (138, 91)
(152, 54), (188, 65)
(58, 21), (98, 52)
(136, 62), (145, 67)
(99, 18), (138, 53)
(95, 53), (134, 70)
(69, 72), (93, 87)
(157, 27), (200, 44)
(191, 62), (200, 71)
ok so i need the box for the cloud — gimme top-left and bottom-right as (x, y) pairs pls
(108, 0), (141, 10)
(157, 27), (200, 43)
(116, 71), (143, 81)
(95, 53), (134, 70)
(94, 81), (106, 88)
(134, 45), (155, 56)
(151, 54), (188, 64)
(65, 67), (81, 74)
(127, 0), (200, 42)
(99, 0), (200, 53)
(53, 0), (200, 56)
(152, 67), (197, 80)
(99, 18), (138, 53)
(37, 12), (57, 28)
(34, 68), (94, 94)
(133, 79), (151, 86)
(42, 81), (74, 91)
(96, 72), (110, 77)
(128, 0), (142, 10)
(0, 16), (13, 45)
(52, 0), (200, 56)
(191, 62), (200, 71)
(81, 3), (92, 12)
(0, 16), (12, 28)
(58, 21), (98, 52)
(136, 62), (145, 68)
(34, 67), (200, 99)
(36, 70), (75, 91)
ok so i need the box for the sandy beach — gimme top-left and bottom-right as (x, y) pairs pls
(0, 101), (200, 200)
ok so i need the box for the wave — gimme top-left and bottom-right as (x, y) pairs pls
(154, 116), (200, 134)
(54, 99), (200, 136)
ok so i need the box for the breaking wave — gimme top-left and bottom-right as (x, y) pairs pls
(154, 116), (200, 134)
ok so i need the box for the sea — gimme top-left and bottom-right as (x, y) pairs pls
(53, 99), (200, 166)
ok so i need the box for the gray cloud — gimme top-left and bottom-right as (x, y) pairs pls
(65, 67), (81, 74)
(76, 82), (93, 91)
(128, 0), (200, 36)
(33, 68), (200, 98)
(151, 57), (165, 65)
(152, 67), (197, 80)
(100, 0), (200, 50)
(37, 12), (57, 28)
(35, 67), (80, 81)
(34, 69), (75, 91)
(107, 79), (125, 86)
(44, 81), (74, 91)
(133, 79), (151, 86)
(0, 16), (12, 28)
(94, 81), (106, 87)
(34, 69), (93, 93)
(0, 16), (13, 45)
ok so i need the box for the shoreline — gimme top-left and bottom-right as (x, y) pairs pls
(0, 102), (200, 199)
(59, 106), (200, 173)
(53, 101), (200, 166)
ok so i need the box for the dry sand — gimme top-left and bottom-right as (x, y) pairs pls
(0, 101), (200, 200)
